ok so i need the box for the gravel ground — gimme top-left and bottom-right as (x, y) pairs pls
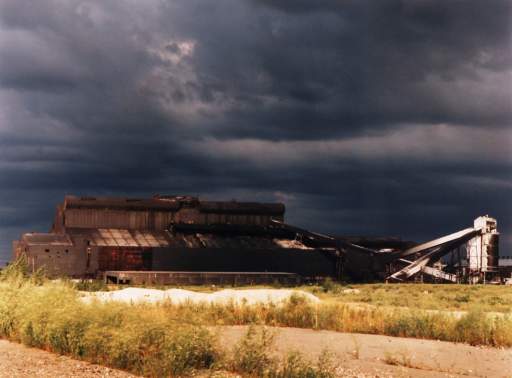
(217, 326), (512, 378)
(0, 339), (137, 378)
(2, 327), (511, 377)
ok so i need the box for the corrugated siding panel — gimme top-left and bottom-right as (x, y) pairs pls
(65, 209), (175, 230)
(64, 208), (280, 229)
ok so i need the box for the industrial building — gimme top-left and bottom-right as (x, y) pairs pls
(12, 195), (340, 284)
(12, 194), (501, 284)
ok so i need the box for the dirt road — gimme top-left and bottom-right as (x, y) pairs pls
(218, 326), (512, 378)
(1, 328), (511, 377)
(0, 339), (136, 378)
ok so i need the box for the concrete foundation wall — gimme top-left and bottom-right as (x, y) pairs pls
(15, 241), (99, 277)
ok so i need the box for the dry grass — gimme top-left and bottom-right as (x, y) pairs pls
(226, 326), (336, 378)
(96, 279), (512, 313)
(310, 281), (512, 313)
(0, 259), (338, 377)
(160, 293), (512, 347)
(0, 261), (218, 376)
(1, 258), (511, 377)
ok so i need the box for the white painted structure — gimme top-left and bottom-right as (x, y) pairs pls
(467, 216), (499, 272)
(388, 215), (500, 283)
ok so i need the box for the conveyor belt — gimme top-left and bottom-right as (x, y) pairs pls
(387, 227), (481, 282)
(398, 228), (479, 258)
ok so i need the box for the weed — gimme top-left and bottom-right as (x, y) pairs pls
(73, 279), (107, 292)
(321, 278), (338, 293)
(229, 327), (336, 378)
(0, 260), (219, 376)
(230, 326), (276, 376)
(350, 335), (361, 359)
(269, 350), (335, 378)
(1, 258), (511, 377)
(383, 350), (414, 368)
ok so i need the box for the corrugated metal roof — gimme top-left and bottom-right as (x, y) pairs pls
(67, 228), (171, 248)
(64, 196), (181, 211)
(22, 233), (73, 246)
(65, 227), (311, 250)
(91, 229), (171, 248)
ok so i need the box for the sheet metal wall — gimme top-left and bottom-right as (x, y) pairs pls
(151, 247), (337, 278)
(63, 208), (279, 230)
(98, 247), (152, 271)
(487, 234), (500, 270)
(64, 209), (175, 230)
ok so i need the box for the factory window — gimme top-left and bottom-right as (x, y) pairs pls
(65, 249), (69, 253)
(45, 249), (50, 253)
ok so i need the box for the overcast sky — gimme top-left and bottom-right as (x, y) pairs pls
(0, 0), (511, 264)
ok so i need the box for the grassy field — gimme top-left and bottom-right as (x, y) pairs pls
(83, 279), (512, 312)
(1, 260), (512, 377)
(95, 279), (512, 313)
(0, 260), (336, 377)
(309, 280), (512, 313)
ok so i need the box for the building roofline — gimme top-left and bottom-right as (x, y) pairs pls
(63, 195), (285, 215)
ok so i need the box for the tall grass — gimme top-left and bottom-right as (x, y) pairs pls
(1, 259), (511, 377)
(0, 260), (218, 376)
(0, 260), (338, 377)
(311, 281), (512, 313)
(159, 293), (512, 347)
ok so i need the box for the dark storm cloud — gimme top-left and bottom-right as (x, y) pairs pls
(162, 0), (512, 139)
(0, 0), (511, 263)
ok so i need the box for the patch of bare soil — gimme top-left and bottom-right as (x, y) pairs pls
(0, 339), (137, 378)
(216, 326), (512, 378)
(1, 329), (510, 377)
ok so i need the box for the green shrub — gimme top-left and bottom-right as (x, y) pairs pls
(270, 350), (336, 378)
(0, 270), (218, 377)
(73, 279), (107, 292)
(230, 326), (276, 376)
(320, 278), (338, 293)
(230, 327), (336, 378)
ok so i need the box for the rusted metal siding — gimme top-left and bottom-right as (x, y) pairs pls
(61, 195), (285, 229)
(65, 196), (181, 211)
(51, 204), (65, 233)
(98, 247), (152, 271)
(64, 208), (277, 229)
(64, 209), (175, 230)
(202, 213), (276, 225)
(487, 234), (499, 270)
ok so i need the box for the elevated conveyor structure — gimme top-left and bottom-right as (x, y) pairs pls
(385, 216), (499, 283)
(271, 216), (500, 283)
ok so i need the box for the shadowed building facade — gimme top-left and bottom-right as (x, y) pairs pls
(12, 195), (339, 282)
